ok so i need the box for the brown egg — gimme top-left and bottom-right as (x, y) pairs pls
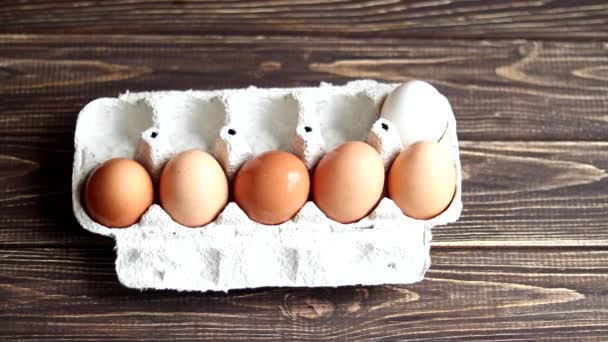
(388, 141), (456, 220)
(234, 151), (310, 225)
(312, 141), (385, 223)
(160, 150), (229, 227)
(84, 158), (154, 228)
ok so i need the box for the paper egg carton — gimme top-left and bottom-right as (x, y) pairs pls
(72, 80), (462, 292)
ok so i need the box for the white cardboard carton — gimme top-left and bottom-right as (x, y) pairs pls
(72, 80), (462, 292)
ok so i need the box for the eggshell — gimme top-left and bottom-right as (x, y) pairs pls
(84, 158), (153, 228)
(388, 141), (456, 220)
(160, 150), (229, 227)
(380, 80), (451, 146)
(234, 151), (310, 225)
(312, 141), (385, 223)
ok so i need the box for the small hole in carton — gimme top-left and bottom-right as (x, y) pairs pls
(228, 128), (237, 135)
(304, 126), (312, 133)
(388, 262), (396, 269)
(381, 123), (388, 131)
(150, 131), (158, 138)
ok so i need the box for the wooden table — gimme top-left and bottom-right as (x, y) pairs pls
(2, 1), (607, 340)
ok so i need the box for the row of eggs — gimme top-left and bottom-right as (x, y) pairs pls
(84, 140), (456, 228)
(83, 81), (457, 228)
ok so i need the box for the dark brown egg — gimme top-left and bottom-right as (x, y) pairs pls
(234, 151), (310, 225)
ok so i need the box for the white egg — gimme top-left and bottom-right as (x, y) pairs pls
(380, 80), (452, 146)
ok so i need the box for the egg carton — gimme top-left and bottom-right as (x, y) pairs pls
(72, 80), (462, 292)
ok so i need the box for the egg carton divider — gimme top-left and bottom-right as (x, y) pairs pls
(72, 80), (462, 292)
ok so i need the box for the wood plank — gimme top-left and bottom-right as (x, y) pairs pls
(1, 1), (607, 39)
(440, 141), (608, 247)
(0, 246), (606, 341)
(1, 141), (606, 247)
(2, 35), (608, 141)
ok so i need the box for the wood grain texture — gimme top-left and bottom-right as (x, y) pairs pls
(444, 141), (608, 247)
(2, 35), (608, 141)
(1, 0), (608, 39)
(1, 2), (608, 338)
(0, 246), (606, 341)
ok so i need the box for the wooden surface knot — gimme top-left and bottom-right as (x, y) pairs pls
(282, 293), (337, 320)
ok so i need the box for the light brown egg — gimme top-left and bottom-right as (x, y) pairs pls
(388, 141), (456, 220)
(312, 141), (385, 223)
(84, 158), (154, 228)
(160, 150), (228, 227)
(234, 151), (310, 225)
